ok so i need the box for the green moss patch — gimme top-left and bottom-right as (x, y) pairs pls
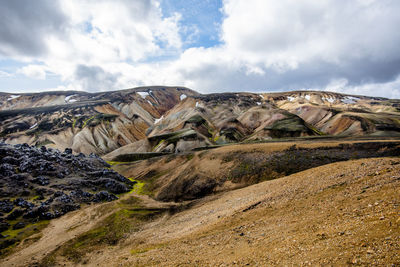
(112, 152), (171, 162)
(0, 220), (49, 258)
(127, 178), (146, 195)
(106, 161), (129, 166)
(41, 197), (166, 264)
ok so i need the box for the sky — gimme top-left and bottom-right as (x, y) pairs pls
(0, 0), (399, 98)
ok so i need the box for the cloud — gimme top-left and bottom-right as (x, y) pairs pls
(0, 0), (67, 57)
(188, 0), (400, 92)
(0, 70), (12, 78)
(323, 76), (400, 99)
(73, 65), (120, 92)
(31, 0), (182, 91)
(108, 0), (400, 97)
(17, 65), (47, 80)
(160, 0), (400, 97)
(0, 0), (400, 98)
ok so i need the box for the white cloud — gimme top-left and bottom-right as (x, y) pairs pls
(323, 76), (400, 99)
(8, 0), (183, 92)
(1, 0), (400, 98)
(17, 65), (47, 80)
(0, 70), (12, 78)
(115, 0), (400, 97)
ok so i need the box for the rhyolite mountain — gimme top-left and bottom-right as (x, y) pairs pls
(0, 86), (399, 156)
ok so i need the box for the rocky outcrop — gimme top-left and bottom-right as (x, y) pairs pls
(0, 142), (133, 251)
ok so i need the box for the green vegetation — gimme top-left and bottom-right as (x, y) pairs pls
(0, 220), (49, 258)
(82, 116), (95, 128)
(134, 170), (171, 197)
(106, 161), (128, 166)
(127, 178), (146, 195)
(40, 196), (165, 264)
(152, 139), (165, 151)
(223, 142), (400, 184)
(112, 152), (171, 162)
(72, 118), (77, 129)
(71, 113), (119, 130)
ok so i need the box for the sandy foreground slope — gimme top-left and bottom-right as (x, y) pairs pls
(88, 157), (400, 267)
(2, 156), (399, 266)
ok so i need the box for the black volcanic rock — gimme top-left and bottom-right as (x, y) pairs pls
(0, 142), (133, 250)
(12, 222), (25, 230)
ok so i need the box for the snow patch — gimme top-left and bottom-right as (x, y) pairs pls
(287, 96), (296, 102)
(342, 96), (359, 104)
(7, 95), (20, 101)
(259, 94), (264, 99)
(147, 100), (153, 106)
(29, 123), (37, 129)
(65, 95), (78, 103)
(137, 91), (149, 99)
(322, 96), (335, 103)
(154, 116), (164, 124)
(327, 97), (335, 103)
(256, 102), (261, 105)
(304, 94), (311, 100)
(180, 94), (187, 101)
(195, 101), (199, 107)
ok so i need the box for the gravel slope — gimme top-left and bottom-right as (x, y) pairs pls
(19, 156), (398, 266)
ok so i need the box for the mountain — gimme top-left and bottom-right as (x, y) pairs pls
(1, 87), (399, 157)
(1, 87), (400, 265)
(0, 87), (198, 154)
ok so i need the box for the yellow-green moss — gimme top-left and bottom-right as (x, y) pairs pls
(82, 116), (95, 129)
(127, 178), (146, 195)
(152, 139), (165, 152)
(43, 197), (163, 264)
(72, 118), (77, 129)
(106, 161), (128, 166)
(0, 220), (50, 259)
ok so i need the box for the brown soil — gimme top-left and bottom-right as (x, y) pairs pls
(1, 139), (399, 266)
(3, 156), (398, 266)
(112, 140), (400, 201)
(92, 157), (400, 267)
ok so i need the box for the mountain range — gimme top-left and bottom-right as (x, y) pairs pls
(1, 87), (400, 266)
(1, 86), (399, 157)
